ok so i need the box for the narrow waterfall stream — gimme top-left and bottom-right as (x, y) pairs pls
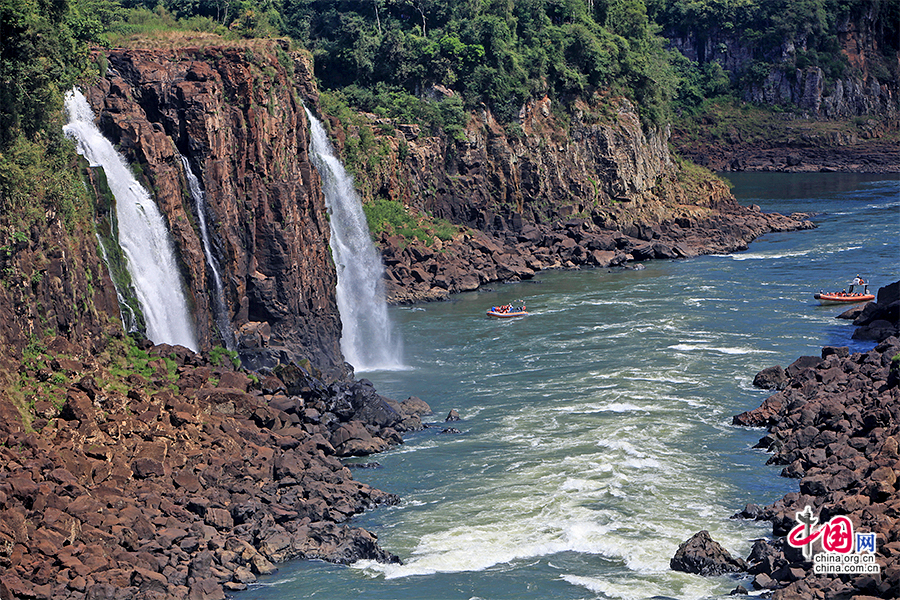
(181, 155), (234, 350)
(63, 89), (198, 351)
(305, 108), (404, 371)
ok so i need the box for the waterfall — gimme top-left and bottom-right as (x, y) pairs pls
(305, 108), (404, 371)
(63, 89), (199, 351)
(95, 233), (140, 333)
(181, 155), (235, 350)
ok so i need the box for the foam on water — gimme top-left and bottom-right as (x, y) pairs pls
(668, 343), (777, 354)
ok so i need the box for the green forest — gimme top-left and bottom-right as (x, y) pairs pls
(1, 0), (898, 182)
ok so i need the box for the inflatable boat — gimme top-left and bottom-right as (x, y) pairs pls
(487, 306), (528, 318)
(814, 291), (875, 305)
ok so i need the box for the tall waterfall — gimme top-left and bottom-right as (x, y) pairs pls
(63, 89), (199, 351)
(181, 155), (234, 350)
(305, 108), (404, 371)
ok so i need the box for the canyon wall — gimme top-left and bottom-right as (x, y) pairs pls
(11, 36), (814, 377)
(81, 42), (759, 364)
(84, 43), (345, 378)
(326, 93), (812, 303)
(667, 4), (899, 121)
(339, 94), (680, 233)
(0, 191), (121, 374)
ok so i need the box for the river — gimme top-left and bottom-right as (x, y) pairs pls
(238, 173), (899, 600)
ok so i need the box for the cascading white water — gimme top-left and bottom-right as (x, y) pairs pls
(63, 89), (199, 351)
(95, 233), (139, 333)
(181, 155), (234, 350)
(305, 108), (404, 370)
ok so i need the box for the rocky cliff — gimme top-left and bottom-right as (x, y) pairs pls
(667, 4), (899, 120)
(84, 42), (344, 378)
(326, 93), (814, 303)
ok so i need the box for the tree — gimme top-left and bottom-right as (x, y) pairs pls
(0, 0), (87, 147)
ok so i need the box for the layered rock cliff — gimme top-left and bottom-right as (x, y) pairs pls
(667, 4), (899, 120)
(84, 42), (344, 378)
(326, 93), (814, 303)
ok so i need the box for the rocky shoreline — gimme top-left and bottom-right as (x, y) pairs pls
(673, 281), (900, 598)
(380, 197), (815, 304)
(683, 138), (900, 174)
(0, 336), (432, 600)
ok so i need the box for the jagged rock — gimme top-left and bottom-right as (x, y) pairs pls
(733, 396), (783, 427)
(400, 396), (432, 416)
(331, 421), (388, 457)
(0, 342), (410, 600)
(753, 365), (788, 390)
(670, 530), (748, 576)
(732, 284), (900, 599)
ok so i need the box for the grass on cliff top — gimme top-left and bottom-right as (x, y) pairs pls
(99, 6), (291, 51)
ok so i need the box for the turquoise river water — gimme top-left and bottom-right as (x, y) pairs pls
(238, 173), (899, 600)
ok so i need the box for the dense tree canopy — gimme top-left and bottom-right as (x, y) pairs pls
(1, 0), (896, 148)
(277, 0), (678, 124)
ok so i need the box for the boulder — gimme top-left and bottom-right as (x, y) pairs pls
(399, 396), (432, 417)
(670, 530), (748, 576)
(733, 396), (783, 427)
(753, 365), (787, 390)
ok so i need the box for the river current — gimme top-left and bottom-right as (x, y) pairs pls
(239, 173), (899, 600)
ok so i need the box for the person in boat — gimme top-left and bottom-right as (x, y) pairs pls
(850, 275), (864, 294)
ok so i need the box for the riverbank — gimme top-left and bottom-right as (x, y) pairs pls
(671, 101), (900, 174)
(724, 282), (899, 598)
(381, 193), (815, 304)
(0, 336), (428, 599)
(679, 139), (900, 174)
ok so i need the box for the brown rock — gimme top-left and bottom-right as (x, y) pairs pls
(670, 530), (748, 576)
(131, 567), (169, 594)
(131, 458), (165, 479)
(204, 508), (234, 531)
(59, 390), (96, 424)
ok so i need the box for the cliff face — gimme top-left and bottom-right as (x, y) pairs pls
(0, 199), (121, 365)
(326, 93), (813, 303)
(84, 43), (345, 378)
(346, 95), (676, 233)
(668, 5), (899, 120)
